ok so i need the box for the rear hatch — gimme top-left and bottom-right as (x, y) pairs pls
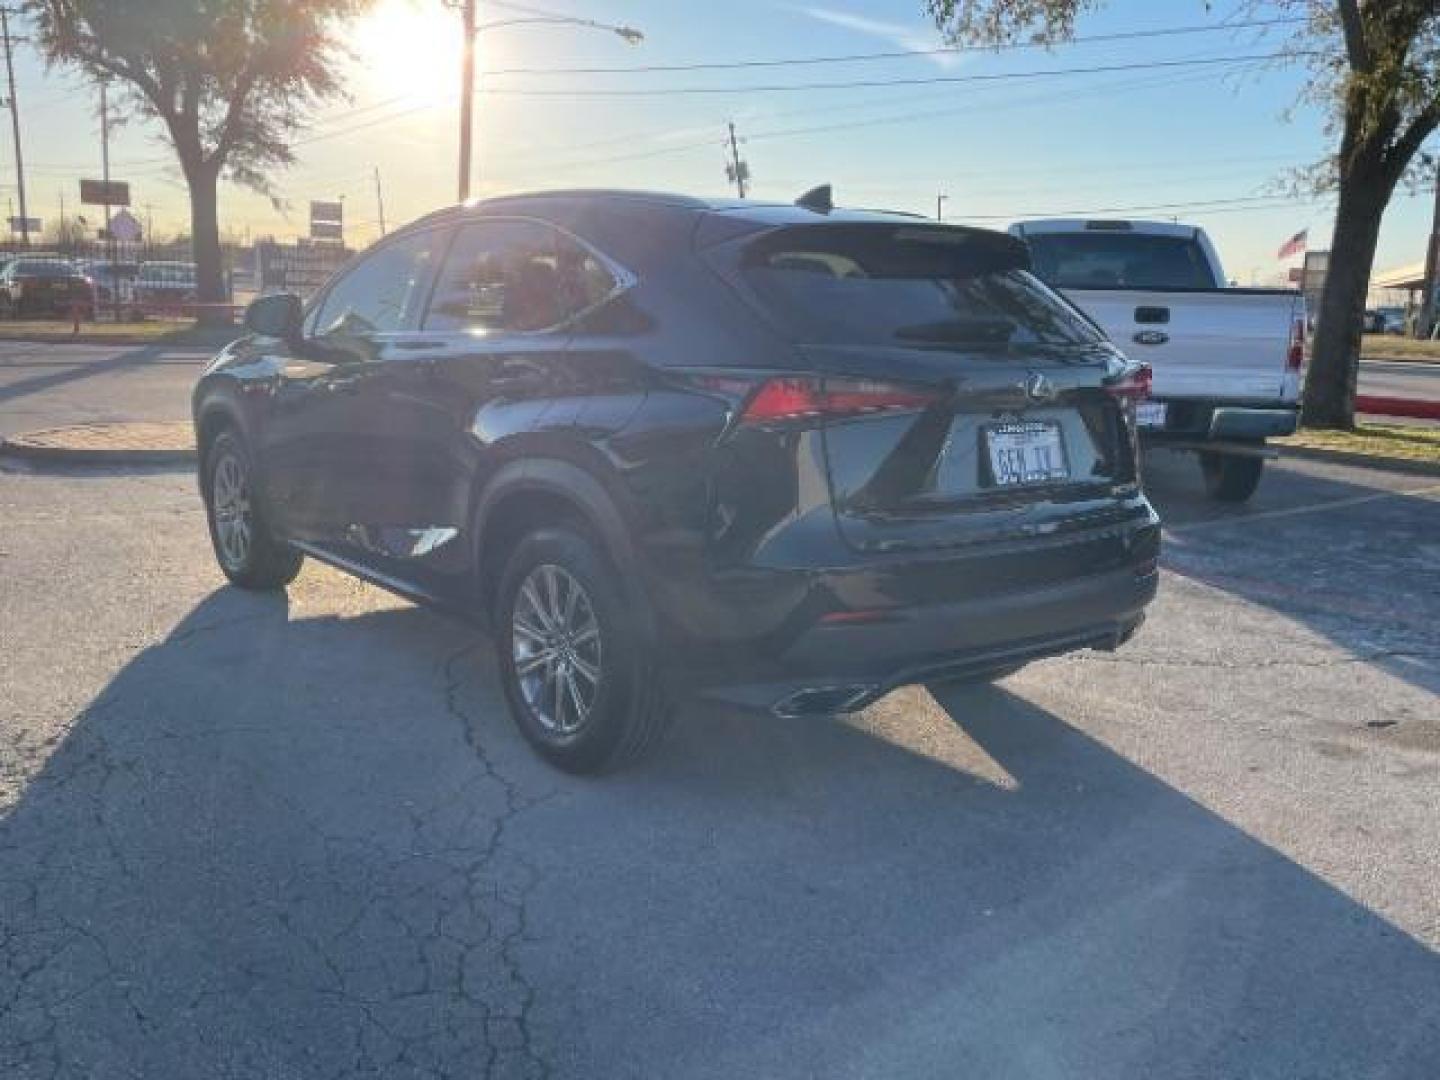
(716, 221), (1145, 554)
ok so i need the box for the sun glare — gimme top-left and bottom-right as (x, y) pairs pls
(351, 0), (463, 108)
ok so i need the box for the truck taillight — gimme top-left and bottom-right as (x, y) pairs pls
(1287, 315), (1307, 372)
(1105, 363), (1151, 402)
(737, 377), (940, 425)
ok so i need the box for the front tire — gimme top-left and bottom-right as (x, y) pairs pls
(495, 528), (671, 774)
(203, 429), (303, 590)
(1200, 449), (1264, 503)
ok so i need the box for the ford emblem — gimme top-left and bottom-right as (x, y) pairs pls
(1132, 330), (1169, 346)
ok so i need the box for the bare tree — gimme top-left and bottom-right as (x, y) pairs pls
(926, 0), (1440, 429)
(26, 0), (370, 316)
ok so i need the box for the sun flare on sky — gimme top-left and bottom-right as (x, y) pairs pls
(350, 0), (465, 108)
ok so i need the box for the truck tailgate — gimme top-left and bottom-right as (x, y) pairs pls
(1062, 287), (1302, 403)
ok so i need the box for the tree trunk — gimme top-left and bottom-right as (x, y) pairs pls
(1302, 167), (1388, 430)
(185, 161), (227, 322)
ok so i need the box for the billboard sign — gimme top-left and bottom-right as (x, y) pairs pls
(80, 179), (131, 206)
(309, 200), (343, 242)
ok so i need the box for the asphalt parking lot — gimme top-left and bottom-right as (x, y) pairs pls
(2, 409), (1439, 1074)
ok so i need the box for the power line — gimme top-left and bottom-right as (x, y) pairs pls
(952, 192), (1332, 221)
(483, 16), (1307, 76)
(477, 52), (1303, 97)
(513, 57), (1276, 175)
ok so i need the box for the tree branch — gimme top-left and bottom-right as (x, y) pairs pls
(1384, 97), (1440, 184)
(1337, 0), (1371, 72)
(207, 64), (260, 169)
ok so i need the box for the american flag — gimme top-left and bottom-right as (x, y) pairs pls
(1277, 228), (1308, 260)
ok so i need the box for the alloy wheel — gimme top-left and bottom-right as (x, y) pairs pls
(511, 563), (603, 736)
(211, 451), (253, 571)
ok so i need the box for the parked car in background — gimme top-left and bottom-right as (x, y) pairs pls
(1366, 305), (1406, 334)
(0, 258), (93, 319)
(134, 260), (198, 315)
(194, 189), (1160, 774)
(1012, 218), (1306, 502)
(77, 259), (139, 308)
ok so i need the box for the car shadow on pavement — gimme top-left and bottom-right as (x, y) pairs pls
(2, 586), (1438, 1078)
(0, 339), (214, 408)
(1140, 449), (1440, 703)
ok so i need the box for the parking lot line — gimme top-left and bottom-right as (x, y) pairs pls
(1165, 481), (1440, 536)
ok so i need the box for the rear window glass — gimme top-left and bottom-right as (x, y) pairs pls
(1024, 232), (1217, 290)
(740, 225), (1102, 348)
(13, 261), (75, 277)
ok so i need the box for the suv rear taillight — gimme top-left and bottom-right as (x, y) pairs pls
(1104, 363), (1151, 402)
(1287, 315), (1307, 372)
(741, 377), (938, 424)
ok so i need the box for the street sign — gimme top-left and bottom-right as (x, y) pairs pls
(108, 208), (142, 242)
(7, 216), (40, 233)
(80, 179), (131, 206)
(309, 200), (343, 242)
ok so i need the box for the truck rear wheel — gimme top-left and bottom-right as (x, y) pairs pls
(1200, 449), (1264, 503)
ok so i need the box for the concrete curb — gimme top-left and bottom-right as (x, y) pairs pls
(1362, 354), (1440, 365)
(0, 422), (197, 467)
(0, 327), (241, 349)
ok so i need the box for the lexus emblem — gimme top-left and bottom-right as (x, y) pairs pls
(1023, 372), (1056, 403)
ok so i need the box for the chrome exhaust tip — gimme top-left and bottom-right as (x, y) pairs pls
(772, 685), (876, 719)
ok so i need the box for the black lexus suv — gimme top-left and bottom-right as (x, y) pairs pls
(193, 189), (1160, 773)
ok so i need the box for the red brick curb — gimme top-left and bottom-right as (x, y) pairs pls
(0, 422), (196, 465)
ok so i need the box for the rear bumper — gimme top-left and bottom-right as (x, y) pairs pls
(1208, 406), (1297, 439)
(675, 546), (1159, 716)
(1142, 400), (1297, 442)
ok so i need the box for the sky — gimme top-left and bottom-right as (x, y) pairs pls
(2, 0), (1433, 287)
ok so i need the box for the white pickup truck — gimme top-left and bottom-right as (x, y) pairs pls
(1010, 219), (1306, 502)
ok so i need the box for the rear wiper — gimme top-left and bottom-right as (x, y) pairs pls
(894, 318), (1016, 344)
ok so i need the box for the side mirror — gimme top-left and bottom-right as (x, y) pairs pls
(244, 293), (302, 340)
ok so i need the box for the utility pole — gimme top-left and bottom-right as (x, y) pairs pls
(1419, 163), (1440, 338)
(936, 193), (948, 221)
(0, 6), (29, 246)
(457, 0), (476, 202)
(374, 166), (387, 236)
(726, 122), (749, 199)
(99, 81), (112, 239)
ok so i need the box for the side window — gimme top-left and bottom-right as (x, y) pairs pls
(425, 219), (619, 333)
(311, 229), (438, 339)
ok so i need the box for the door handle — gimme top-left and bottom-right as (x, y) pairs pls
(1134, 306), (1170, 324)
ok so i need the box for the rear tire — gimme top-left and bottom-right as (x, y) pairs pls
(1200, 449), (1264, 503)
(495, 528), (671, 774)
(203, 429), (303, 590)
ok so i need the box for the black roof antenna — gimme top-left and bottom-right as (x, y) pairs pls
(795, 184), (833, 213)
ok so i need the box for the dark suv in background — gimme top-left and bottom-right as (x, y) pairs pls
(193, 189), (1160, 773)
(0, 258), (93, 319)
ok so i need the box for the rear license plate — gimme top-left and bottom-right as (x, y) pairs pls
(984, 421), (1069, 486)
(1135, 401), (1167, 428)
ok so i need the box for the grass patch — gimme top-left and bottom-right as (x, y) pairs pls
(1281, 422), (1440, 467)
(1361, 334), (1440, 361)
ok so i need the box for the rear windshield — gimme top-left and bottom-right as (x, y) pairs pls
(13, 261), (75, 277)
(1024, 232), (1218, 290)
(740, 225), (1102, 348)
